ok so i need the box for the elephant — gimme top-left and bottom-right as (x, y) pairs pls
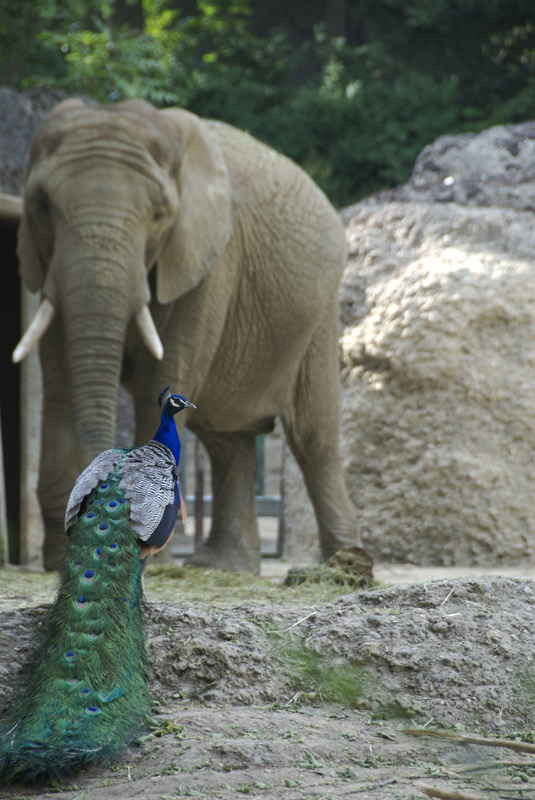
(13, 97), (361, 572)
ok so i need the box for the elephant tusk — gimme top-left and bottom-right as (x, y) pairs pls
(12, 297), (56, 363)
(136, 305), (164, 360)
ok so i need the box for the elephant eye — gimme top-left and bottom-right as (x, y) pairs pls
(153, 210), (165, 222)
(34, 190), (50, 218)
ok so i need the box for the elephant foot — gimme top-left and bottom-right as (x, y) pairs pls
(284, 546), (374, 589)
(149, 546), (175, 566)
(319, 523), (363, 563)
(184, 543), (260, 575)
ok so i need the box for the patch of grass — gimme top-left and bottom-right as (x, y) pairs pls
(507, 765), (535, 780)
(505, 730), (535, 743)
(0, 567), (58, 611)
(283, 548), (373, 590)
(518, 668), (535, 711)
(0, 558), (375, 613)
(372, 699), (420, 721)
(266, 624), (372, 708)
(337, 766), (355, 780)
(143, 564), (373, 607)
(299, 750), (325, 769)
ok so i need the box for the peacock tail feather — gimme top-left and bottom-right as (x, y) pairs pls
(0, 468), (152, 784)
(0, 390), (195, 785)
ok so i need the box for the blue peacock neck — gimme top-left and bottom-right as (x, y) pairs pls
(153, 410), (181, 465)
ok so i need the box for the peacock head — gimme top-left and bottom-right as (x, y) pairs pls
(158, 386), (196, 416)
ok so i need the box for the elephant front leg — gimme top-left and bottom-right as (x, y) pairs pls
(185, 431), (260, 573)
(39, 446), (78, 571)
(38, 345), (80, 570)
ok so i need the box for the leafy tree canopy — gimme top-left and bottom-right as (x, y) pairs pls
(1, 0), (535, 205)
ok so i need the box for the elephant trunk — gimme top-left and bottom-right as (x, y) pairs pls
(62, 288), (127, 464)
(54, 236), (148, 466)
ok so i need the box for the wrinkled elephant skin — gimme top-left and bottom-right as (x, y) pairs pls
(16, 98), (361, 572)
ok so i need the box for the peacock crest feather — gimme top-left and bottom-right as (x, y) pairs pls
(0, 390), (195, 784)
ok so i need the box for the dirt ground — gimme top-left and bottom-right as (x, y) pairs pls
(1, 567), (535, 800)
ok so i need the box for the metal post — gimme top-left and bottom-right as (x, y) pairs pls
(0, 409), (7, 565)
(179, 428), (187, 499)
(255, 434), (265, 496)
(194, 435), (204, 551)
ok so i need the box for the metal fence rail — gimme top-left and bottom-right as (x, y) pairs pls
(177, 430), (282, 557)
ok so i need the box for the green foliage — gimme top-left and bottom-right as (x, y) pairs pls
(3, 0), (535, 205)
(266, 623), (372, 707)
(268, 65), (460, 205)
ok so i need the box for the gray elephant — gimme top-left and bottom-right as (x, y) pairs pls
(13, 98), (360, 572)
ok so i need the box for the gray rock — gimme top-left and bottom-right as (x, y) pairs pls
(0, 86), (71, 195)
(282, 121), (535, 566)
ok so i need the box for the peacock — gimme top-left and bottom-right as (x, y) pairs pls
(0, 387), (195, 784)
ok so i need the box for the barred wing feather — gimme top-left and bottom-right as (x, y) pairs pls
(117, 440), (177, 542)
(64, 448), (125, 532)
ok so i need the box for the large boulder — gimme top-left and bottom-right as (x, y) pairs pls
(371, 121), (535, 211)
(281, 122), (535, 566)
(0, 87), (69, 195)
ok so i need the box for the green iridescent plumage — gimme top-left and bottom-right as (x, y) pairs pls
(0, 391), (195, 785)
(0, 474), (151, 783)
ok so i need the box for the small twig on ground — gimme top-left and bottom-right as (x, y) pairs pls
(451, 759), (533, 773)
(439, 586), (455, 606)
(419, 783), (490, 800)
(339, 777), (397, 794)
(405, 728), (535, 755)
(282, 611), (317, 632)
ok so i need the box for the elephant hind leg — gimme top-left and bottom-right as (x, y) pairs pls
(184, 431), (260, 573)
(282, 303), (361, 561)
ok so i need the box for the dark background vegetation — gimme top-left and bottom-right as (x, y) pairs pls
(2, 1), (535, 209)
(1, 1), (534, 560)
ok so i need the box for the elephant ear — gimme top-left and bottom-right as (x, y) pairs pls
(156, 108), (234, 303)
(17, 98), (88, 293)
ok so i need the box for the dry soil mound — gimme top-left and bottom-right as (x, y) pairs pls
(2, 576), (535, 734)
